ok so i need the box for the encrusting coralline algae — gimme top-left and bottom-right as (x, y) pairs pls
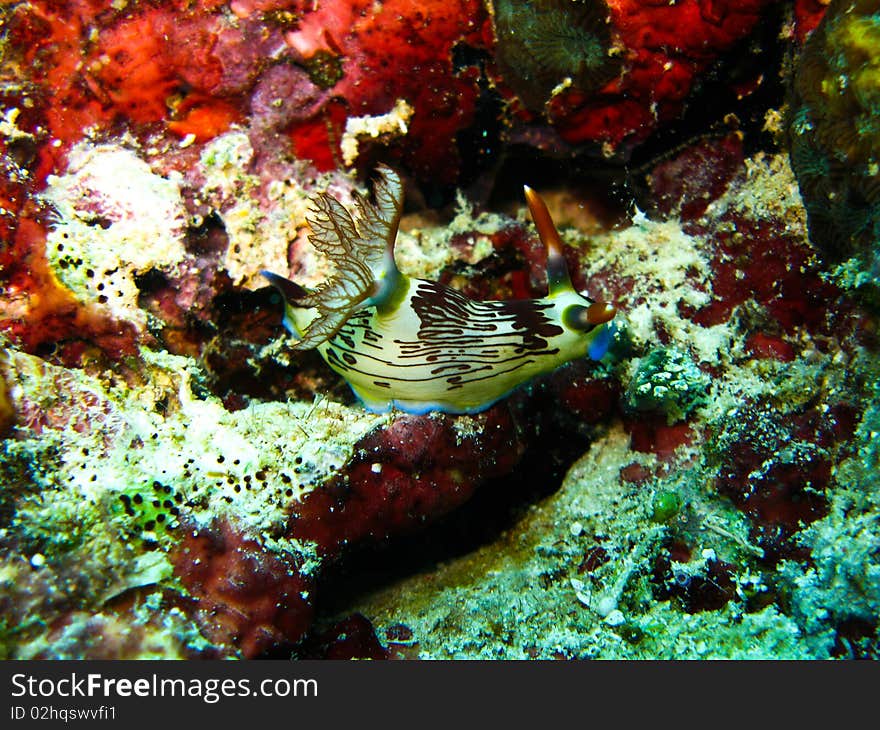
(0, 0), (877, 659)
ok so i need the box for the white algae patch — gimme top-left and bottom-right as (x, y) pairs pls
(587, 217), (731, 364)
(395, 196), (510, 281)
(199, 132), (307, 289)
(340, 99), (414, 166)
(44, 143), (188, 329)
(2, 346), (387, 559)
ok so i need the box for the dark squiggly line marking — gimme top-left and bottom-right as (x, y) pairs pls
(323, 279), (564, 390)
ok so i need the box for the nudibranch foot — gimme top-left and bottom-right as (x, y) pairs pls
(264, 168), (618, 415)
(350, 384), (520, 416)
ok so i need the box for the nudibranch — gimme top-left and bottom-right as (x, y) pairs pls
(263, 166), (617, 414)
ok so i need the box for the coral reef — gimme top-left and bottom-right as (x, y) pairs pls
(789, 0), (880, 304)
(491, 0), (620, 112)
(1, 0), (492, 186)
(317, 150), (878, 659)
(533, 0), (778, 155)
(0, 0), (877, 661)
(0, 0), (789, 201)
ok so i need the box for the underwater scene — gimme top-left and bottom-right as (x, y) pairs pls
(0, 0), (878, 660)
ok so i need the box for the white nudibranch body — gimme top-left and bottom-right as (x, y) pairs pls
(263, 166), (617, 414)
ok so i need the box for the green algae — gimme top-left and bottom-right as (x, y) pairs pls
(651, 490), (681, 523)
(624, 347), (709, 424)
(789, 0), (880, 302)
(0, 344), (388, 657)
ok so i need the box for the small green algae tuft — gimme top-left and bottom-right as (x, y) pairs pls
(651, 490), (682, 523)
(625, 347), (710, 424)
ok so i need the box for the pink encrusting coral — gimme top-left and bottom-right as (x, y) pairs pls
(1, 0), (879, 661)
(507, 0), (778, 154)
(3, 0), (790, 195)
(281, 0), (493, 180)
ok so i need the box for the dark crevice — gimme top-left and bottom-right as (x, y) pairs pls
(306, 379), (617, 630)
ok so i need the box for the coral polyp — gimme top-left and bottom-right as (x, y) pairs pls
(492, 0), (621, 110)
(0, 0), (877, 662)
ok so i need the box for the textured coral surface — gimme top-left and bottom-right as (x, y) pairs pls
(789, 0), (880, 304)
(0, 0), (878, 660)
(544, 0), (776, 152)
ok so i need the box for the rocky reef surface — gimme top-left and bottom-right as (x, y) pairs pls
(0, 0), (877, 659)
